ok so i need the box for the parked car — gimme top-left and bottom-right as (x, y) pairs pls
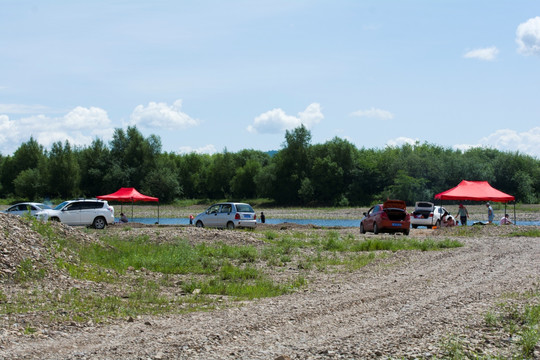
(411, 202), (452, 229)
(35, 199), (114, 229)
(2, 202), (52, 217)
(194, 202), (257, 229)
(360, 199), (410, 235)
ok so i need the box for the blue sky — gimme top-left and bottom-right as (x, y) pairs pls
(1, 1), (539, 157)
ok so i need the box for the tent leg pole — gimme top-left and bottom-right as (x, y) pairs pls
(514, 202), (516, 225)
(158, 202), (160, 224)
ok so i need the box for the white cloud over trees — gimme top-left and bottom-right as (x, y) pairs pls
(0, 107), (114, 155)
(247, 103), (323, 134)
(130, 100), (199, 129)
(454, 127), (540, 158)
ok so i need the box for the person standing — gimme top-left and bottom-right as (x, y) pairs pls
(486, 202), (494, 224)
(457, 204), (468, 226)
(260, 212), (266, 224)
(189, 214), (194, 225)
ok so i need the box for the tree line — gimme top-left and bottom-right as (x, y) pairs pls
(0, 125), (538, 205)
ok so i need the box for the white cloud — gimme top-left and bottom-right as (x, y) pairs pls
(247, 103), (323, 134)
(0, 107), (115, 155)
(130, 99), (199, 129)
(516, 16), (540, 56)
(0, 115), (16, 145)
(386, 136), (418, 147)
(350, 107), (394, 120)
(463, 46), (499, 61)
(479, 127), (540, 156)
(177, 144), (217, 155)
(453, 127), (540, 158)
(0, 104), (51, 114)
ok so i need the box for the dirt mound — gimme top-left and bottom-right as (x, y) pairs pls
(0, 213), (54, 279)
(0, 213), (98, 281)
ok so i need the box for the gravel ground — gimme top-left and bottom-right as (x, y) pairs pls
(1, 212), (540, 359)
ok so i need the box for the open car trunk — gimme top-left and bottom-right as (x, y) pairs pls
(412, 201), (434, 218)
(383, 200), (408, 221)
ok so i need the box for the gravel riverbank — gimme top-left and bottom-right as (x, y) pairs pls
(1, 213), (539, 359)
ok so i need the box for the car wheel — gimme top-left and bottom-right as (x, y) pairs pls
(360, 222), (366, 234)
(403, 228), (410, 236)
(412, 224), (418, 229)
(434, 220), (441, 228)
(373, 222), (379, 234)
(196, 220), (204, 228)
(226, 221), (235, 230)
(93, 217), (106, 229)
(50, 217), (60, 222)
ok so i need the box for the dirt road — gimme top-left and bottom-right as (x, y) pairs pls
(2, 227), (539, 359)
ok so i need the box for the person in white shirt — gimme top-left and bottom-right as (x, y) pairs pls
(500, 213), (512, 225)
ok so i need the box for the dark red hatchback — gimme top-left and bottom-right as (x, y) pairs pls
(360, 199), (410, 235)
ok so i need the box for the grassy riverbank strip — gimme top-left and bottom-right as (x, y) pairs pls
(1, 218), (463, 328)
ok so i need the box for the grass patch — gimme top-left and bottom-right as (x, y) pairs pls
(506, 228), (540, 237)
(452, 226), (483, 237)
(14, 259), (46, 283)
(352, 237), (463, 252)
(441, 288), (540, 359)
(2, 217), (466, 332)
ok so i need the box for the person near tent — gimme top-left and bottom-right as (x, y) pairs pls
(500, 213), (513, 225)
(119, 213), (128, 223)
(486, 202), (494, 224)
(441, 213), (455, 227)
(189, 214), (194, 225)
(457, 204), (468, 226)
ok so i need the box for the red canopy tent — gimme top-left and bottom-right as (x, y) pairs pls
(435, 180), (515, 223)
(97, 187), (160, 223)
(435, 180), (514, 202)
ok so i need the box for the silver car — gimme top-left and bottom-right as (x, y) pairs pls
(194, 202), (257, 229)
(2, 202), (52, 217)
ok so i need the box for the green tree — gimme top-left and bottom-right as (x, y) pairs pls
(78, 138), (111, 196)
(272, 125), (312, 204)
(141, 155), (182, 203)
(230, 159), (261, 199)
(47, 141), (80, 198)
(254, 162), (277, 199)
(1, 138), (47, 197)
(175, 152), (210, 198)
(380, 170), (429, 205)
(205, 151), (235, 199)
(107, 126), (162, 190)
(310, 137), (357, 205)
(13, 168), (47, 200)
(512, 170), (536, 203)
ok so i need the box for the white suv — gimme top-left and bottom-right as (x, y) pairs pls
(36, 199), (114, 229)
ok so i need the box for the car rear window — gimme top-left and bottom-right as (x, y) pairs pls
(80, 202), (104, 210)
(416, 202), (433, 208)
(235, 204), (254, 213)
